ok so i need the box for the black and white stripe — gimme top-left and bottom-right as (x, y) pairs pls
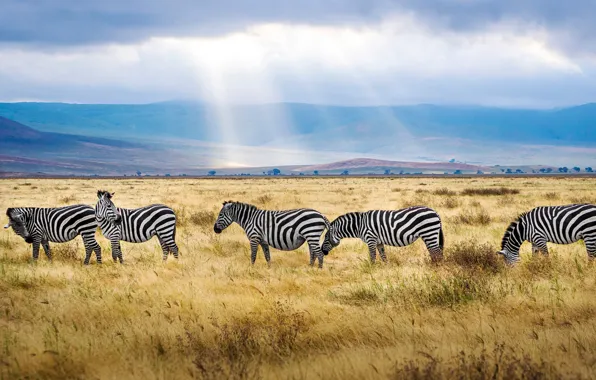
(213, 201), (331, 268)
(4, 205), (101, 264)
(499, 203), (596, 264)
(95, 190), (179, 263)
(321, 206), (444, 263)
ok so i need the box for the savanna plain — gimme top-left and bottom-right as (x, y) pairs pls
(1, 177), (596, 380)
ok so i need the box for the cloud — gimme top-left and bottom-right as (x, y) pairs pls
(1, 15), (593, 107)
(1, 1), (595, 58)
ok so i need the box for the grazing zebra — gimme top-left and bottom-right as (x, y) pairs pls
(95, 190), (179, 263)
(4, 205), (101, 264)
(499, 204), (596, 264)
(321, 206), (444, 263)
(213, 201), (331, 268)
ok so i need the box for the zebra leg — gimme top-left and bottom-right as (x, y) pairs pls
(31, 239), (41, 261)
(421, 235), (444, 262)
(110, 240), (123, 263)
(169, 243), (179, 260)
(584, 237), (596, 260)
(260, 243), (271, 267)
(250, 239), (259, 265)
(365, 238), (377, 263)
(308, 246), (316, 266)
(81, 234), (96, 265)
(42, 240), (52, 261)
(94, 242), (102, 264)
(308, 242), (324, 269)
(158, 236), (169, 261)
(377, 244), (387, 263)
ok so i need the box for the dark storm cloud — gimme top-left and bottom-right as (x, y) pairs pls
(1, 1), (595, 54)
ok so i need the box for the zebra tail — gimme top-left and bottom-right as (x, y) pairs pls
(439, 225), (445, 251)
(322, 215), (332, 231)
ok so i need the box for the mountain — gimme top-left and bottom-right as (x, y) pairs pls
(0, 117), (191, 175)
(1, 102), (595, 147)
(0, 101), (595, 171)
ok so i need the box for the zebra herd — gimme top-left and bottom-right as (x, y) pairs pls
(3, 189), (596, 266)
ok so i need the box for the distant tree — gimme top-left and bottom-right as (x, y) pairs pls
(182, 174), (187, 176)
(165, 173), (171, 177)
(500, 169), (505, 173)
(573, 167), (581, 173)
(341, 170), (349, 175)
(545, 168), (553, 173)
(539, 168), (546, 173)
(477, 170), (484, 175)
(299, 172), (304, 176)
(449, 159), (456, 163)
(515, 169), (524, 174)
(208, 170), (216, 176)
(313, 170), (319, 175)
(454, 170), (462, 175)
(384, 169), (391, 175)
(558, 167), (569, 173)
(272, 168), (281, 175)
(136, 170), (141, 176)
(506, 168), (513, 174)
(586, 167), (594, 173)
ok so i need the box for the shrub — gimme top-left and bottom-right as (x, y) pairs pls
(433, 187), (457, 196)
(441, 197), (460, 209)
(391, 343), (565, 380)
(544, 192), (559, 200)
(446, 241), (504, 274)
(461, 187), (520, 196)
(452, 209), (491, 226)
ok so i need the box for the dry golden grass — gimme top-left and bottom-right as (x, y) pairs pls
(1, 177), (596, 379)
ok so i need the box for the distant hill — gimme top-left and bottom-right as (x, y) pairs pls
(294, 158), (492, 173)
(0, 102), (595, 147)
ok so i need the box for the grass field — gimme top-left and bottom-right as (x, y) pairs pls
(1, 177), (596, 379)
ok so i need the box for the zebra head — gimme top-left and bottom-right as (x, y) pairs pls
(321, 226), (340, 255)
(96, 190), (122, 225)
(5, 208), (33, 243)
(497, 215), (526, 265)
(214, 201), (235, 234)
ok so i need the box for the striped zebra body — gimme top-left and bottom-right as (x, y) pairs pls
(4, 205), (101, 264)
(322, 206), (444, 263)
(213, 201), (331, 268)
(95, 190), (179, 263)
(499, 203), (596, 264)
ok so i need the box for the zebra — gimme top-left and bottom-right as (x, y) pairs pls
(95, 190), (179, 263)
(4, 205), (102, 264)
(499, 203), (596, 264)
(321, 206), (444, 263)
(213, 201), (332, 268)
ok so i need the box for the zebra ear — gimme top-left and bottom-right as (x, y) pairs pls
(97, 190), (103, 199)
(6, 208), (13, 217)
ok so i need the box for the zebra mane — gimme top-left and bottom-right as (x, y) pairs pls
(501, 212), (528, 249)
(222, 200), (258, 210)
(97, 190), (113, 199)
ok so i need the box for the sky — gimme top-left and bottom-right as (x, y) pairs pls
(1, 0), (596, 108)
